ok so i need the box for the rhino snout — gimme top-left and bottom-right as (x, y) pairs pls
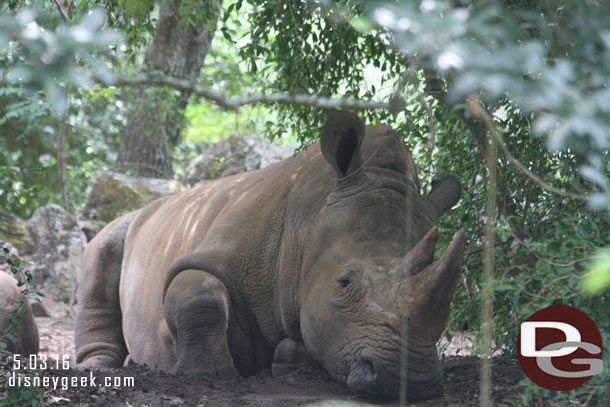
(346, 349), (401, 399)
(347, 358), (381, 398)
(346, 350), (444, 400)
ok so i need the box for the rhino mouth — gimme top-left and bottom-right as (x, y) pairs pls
(345, 348), (443, 400)
(347, 359), (379, 397)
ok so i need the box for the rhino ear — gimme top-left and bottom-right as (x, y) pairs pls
(320, 109), (365, 177)
(426, 174), (461, 216)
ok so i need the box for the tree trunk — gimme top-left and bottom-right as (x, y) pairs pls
(116, 0), (219, 178)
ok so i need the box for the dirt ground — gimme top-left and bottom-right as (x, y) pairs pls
(0, 315), (535, 406)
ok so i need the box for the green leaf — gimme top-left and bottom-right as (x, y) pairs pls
(44, 80), (68, 115)
(583, 248), (610, 295)
(350, 16), (373, 33)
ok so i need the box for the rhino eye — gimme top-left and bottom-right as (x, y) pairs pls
(337, 277), (351, 289)
(336, 266), (361, 291)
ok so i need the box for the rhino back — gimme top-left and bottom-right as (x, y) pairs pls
(118, 124), (423, 371)
(119, 145), (331, 369)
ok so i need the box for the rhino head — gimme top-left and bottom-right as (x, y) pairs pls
(299, 110), (465, 400)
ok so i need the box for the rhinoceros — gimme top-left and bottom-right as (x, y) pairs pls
(75, 110), (464, 400)
(0, 272), (39, 355)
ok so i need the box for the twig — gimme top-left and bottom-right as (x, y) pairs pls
(508, 229), (593, 267)
(479, 110), (496, 407)
(0, 55), (16, 88)
(418, 95), (436, 182)
(89, 72), (393, 111)
(57, 86), (69, 210)
(51, 0), (70, 210)
(466, 97), (587, 202)
(422, 69), (530, 243)
(52, 0), (69, 24)
(424, 71), (587, 207)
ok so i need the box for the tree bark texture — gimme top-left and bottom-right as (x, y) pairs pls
(116, 0), (219, 178)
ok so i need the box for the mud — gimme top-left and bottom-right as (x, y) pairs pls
(0, 316), (535, 406)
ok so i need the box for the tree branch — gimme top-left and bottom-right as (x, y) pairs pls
(52, 0), (69, 24)
(57, 85), (69, 211)
(466, 98), (587, 202)
(422, 70), (529, 241)
(418, 95), (436, 183)
(422, 70), (587, 245)
(92, 72), (392, 112)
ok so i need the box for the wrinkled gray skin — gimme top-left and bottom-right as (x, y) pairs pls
(0, 272), (39, 355)
(75, 110), (464, 400)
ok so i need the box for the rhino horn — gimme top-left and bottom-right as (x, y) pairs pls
(394, 226), (440, 278)
(400, 229), (465, 339)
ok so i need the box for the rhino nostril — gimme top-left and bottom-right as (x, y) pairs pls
(347, 359), (378, 397)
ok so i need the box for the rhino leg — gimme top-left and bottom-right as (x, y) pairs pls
(163, 269), (238, 379)
(0, 272), (39, 355)
(0, 302), (39, 356)
(271, 338), (318, 377)
(17, 301), (39, 355)
(75, 212), (137, 368)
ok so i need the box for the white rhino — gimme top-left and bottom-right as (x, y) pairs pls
(0, 272), (39, 355)
(76, 110), (464, 400)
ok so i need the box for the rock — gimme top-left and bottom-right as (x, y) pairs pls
(78, 137), (293, 227)
(31, 301), (50, 317)
(21, 204), (86, 306)
(0, 242), (49, 316)
(78, 219), (107, 242)
(79, 171), (186, 223)
(185, 134), (294, 186)
(0, 209), (28, 249)
(0, 240), (19, 267)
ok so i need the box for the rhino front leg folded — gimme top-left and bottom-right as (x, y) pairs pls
(75, 212), (136, 369)
(75, 309), (127, 368)
(163, 269), (238, 379)
(271, 338), (318, 377)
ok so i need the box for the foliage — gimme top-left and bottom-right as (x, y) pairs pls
(355, 0), (610, 211)
(0, 84), (124, 218)
(237, 0), (406, 145)
(0, 3), (122, 113)
(0, 374), (45, 407)
(0, 2), (125, 217)
(185, 5), (280, 144)
(583, 248), (610, 295)
(0, 247), (45, 407)
(0, 247), (44, 351)
(185, 103), (264, 143)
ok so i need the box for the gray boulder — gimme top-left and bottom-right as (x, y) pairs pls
(0, 208), (28, 249)
(1, 239), (49, 317)
(21, 204), (86, 306)
(0, 240), (18, 266)
(185, 134), (294, 186)
(79, 171), (186, 223)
